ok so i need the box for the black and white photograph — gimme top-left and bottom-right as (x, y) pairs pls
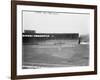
(11, 1), (97, 79)
(22, 10), (90, 69)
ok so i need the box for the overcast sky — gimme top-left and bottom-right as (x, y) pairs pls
(23, 11), (90, 35)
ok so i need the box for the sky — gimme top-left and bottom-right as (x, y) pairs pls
(22, 11), (90, 35)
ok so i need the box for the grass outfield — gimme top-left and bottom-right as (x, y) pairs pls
(22, 44), (89, 69)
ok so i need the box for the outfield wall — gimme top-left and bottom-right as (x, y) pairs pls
(22, 33), (79, 45)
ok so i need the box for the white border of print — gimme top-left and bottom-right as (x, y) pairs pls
(17, 5), (94, 75)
